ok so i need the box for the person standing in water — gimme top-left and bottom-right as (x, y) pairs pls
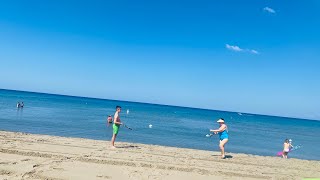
(282, 139), (293, 159)
(111, 106), (122, 148)
(210, 118), (229, 159)
(107, 115), (113, 124)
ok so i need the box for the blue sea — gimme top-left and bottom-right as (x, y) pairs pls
(0, 89), (319, 160)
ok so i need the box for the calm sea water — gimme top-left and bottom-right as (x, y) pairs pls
(0, 89), (319, 160)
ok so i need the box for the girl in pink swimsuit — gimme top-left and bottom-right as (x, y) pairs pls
(282, 139), (293, 159)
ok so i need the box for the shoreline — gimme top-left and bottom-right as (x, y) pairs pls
(0, 130), (319, 180)
(1, 129), (317, 161)
(2, 129), (316, 161)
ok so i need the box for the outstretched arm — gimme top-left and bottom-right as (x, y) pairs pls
(290, 144), (294, 148)
(210, 124), (226, 133)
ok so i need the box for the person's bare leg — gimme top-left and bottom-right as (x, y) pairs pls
(111, 134), (117, 148)
(219, 139), (228, 158)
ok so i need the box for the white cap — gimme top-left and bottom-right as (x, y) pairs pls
(217, 119), (225, 123)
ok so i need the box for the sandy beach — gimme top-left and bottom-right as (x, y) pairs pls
(0, 131), (319, 180)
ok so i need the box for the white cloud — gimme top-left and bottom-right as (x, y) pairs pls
(226, 44), (243, 52)
(263, 7), (276, 14)
(250, 50), (259, 54)
(225, 44), (259, 55)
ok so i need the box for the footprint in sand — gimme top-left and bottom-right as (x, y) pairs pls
(97, 175), (111, 179)
(52, 167), (64, 171)
(0, 161), (18, 165)
(0, 169), (14, 175)
(52, 160), (63, 163)
(33, 164), (40, 168)
(22, 169), (36, 178)
(21, 159), (31, 162)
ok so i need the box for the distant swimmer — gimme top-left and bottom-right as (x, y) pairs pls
(210, 118), (229, 159)
(107, 115), (113, 123)
(16, 102), (24, 108)
(111, 106), (122, 148)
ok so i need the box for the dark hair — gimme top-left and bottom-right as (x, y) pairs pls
(220, 118), (224, 121)
(116, 106), (121, 109)
(108, 115), (112, 117)
(285, 139), (289, 143)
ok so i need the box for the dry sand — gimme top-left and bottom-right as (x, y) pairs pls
(0, 131), (319, 180)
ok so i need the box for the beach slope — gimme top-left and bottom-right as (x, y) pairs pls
(0, 131), (319, 180)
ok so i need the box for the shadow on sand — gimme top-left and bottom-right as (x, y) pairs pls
(116, 145), (140, 149)
(211, 155), (233, 159)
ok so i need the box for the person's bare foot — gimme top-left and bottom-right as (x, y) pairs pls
(221, 155), (226, 159)
(111, 146), (116, 149)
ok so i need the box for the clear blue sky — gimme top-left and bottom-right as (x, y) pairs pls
(1, 0), (319, 120)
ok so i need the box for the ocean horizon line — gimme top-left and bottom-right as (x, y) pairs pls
(1, 88), (318, 122)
